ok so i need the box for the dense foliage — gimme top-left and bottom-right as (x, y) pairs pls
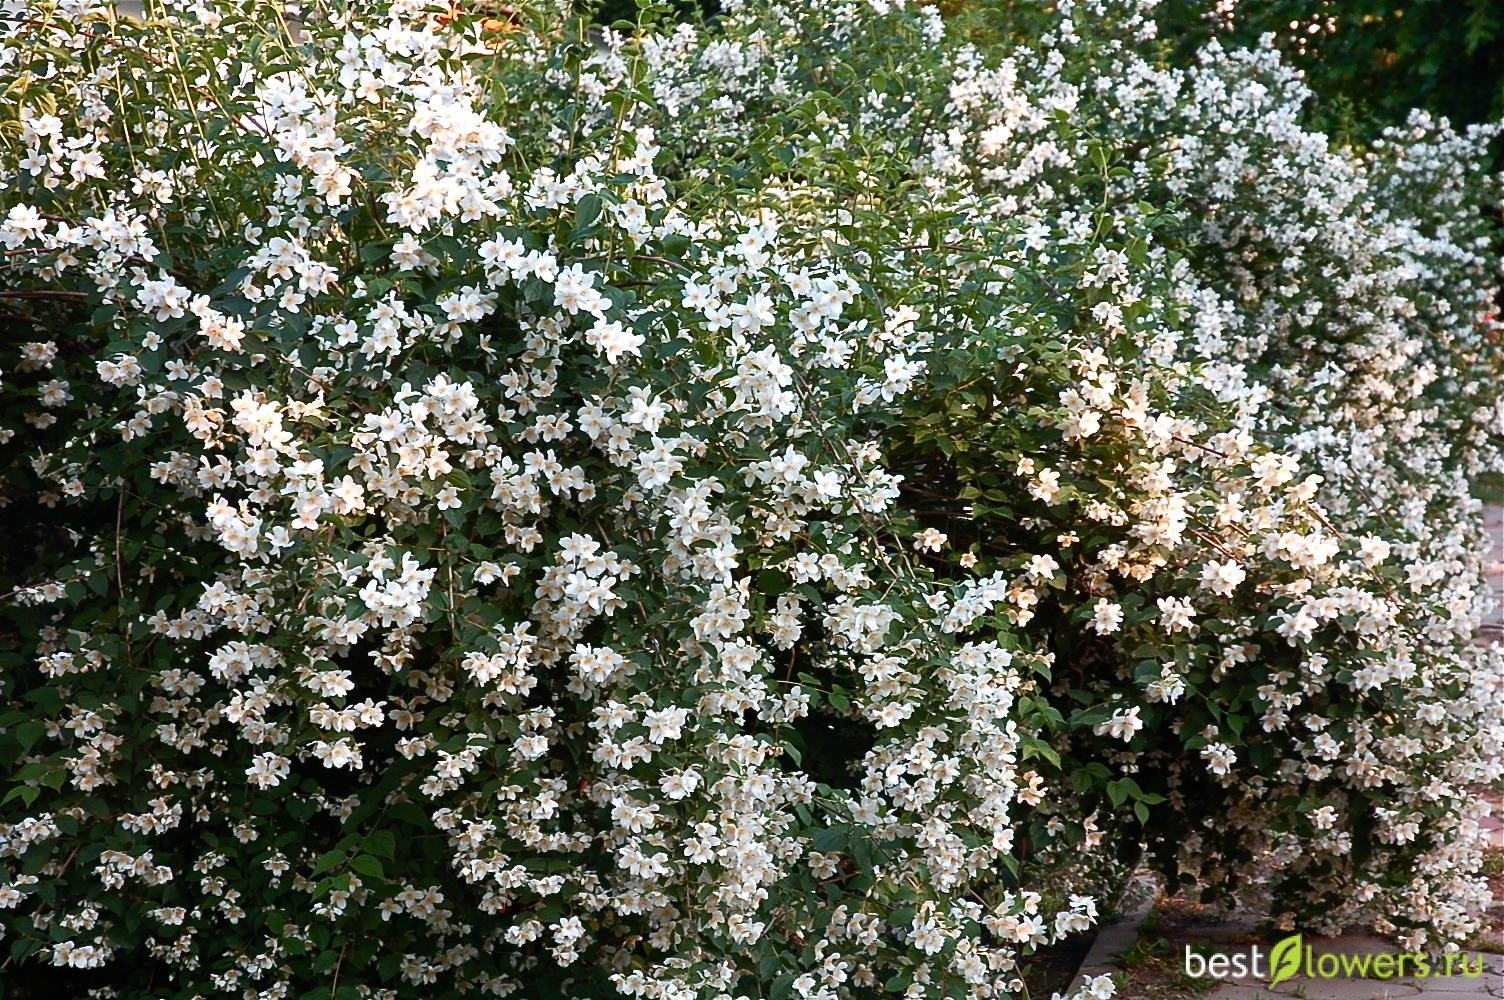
(1156, 0), (1504, 142)
(0, 1), (1500, 999)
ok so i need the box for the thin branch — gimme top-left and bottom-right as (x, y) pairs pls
(0, 573), (88, 603)
(0, 290), (88, 301)
(629, 254), (691, 273)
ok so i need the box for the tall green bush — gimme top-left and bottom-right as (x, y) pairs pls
(0, 1), (1499, 998)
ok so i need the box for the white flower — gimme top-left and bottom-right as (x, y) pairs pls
(310, 739), (363, 770)
(1028, 468), (1062, 504)
(1199, 559), (1245, 597)
(586, 319), (645, 364)
(1090, 599), (1124, 634)
(1356, 534), (1391, 567)
(643, 707), (688, 744)
(96, 355), (144, 387)
(1082, 974), (1116, 1000)
(1025, 554), (1059, 581)
(913, 527), (948, 552)
(1156, 596), (1196, 632)
(1093, 706), (1143, 742)
(245, 753), (290, 789)
(1201, 742), (1237, 776)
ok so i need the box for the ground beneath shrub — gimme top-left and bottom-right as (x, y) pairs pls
(1024, 929), (1099, 998)
(1098, 880), (1504, 1000)
(1478, 849), (1504, 956)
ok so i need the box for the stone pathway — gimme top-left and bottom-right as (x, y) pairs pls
(1478, 503), (1503, 851)
(1072, 909), (1503, 1000)
(1188, 925), (1502, 1000)
(1482, 504), (1503, 640)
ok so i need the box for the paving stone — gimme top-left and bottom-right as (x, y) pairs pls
(1424, 980), (1496, 999)
(1151, 928), (1501, 999)
(1298, 982), (1426, 1000)
(1207, 986), (1274, 1000)
(1183, 917), (1263, 942)
(1205, 979), (1425, 1000)
(1476, 504), (1502, 638)
(1067, 900), (1156, 994)
(1302, 933), (1406, 956)
(1416, 956), (1503, 993)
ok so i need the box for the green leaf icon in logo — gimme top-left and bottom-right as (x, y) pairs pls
(1268, 933), (1303, 989)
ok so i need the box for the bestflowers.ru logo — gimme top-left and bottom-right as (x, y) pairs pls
(1183, 933), (1495, 986)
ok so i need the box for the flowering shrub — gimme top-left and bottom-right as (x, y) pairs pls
(0, 1), (1499, 999)
(1155, 1), (1504, 144)
(914, 3), (1504, 946)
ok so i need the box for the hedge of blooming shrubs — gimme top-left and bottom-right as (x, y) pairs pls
(1, 1), (1501, 998)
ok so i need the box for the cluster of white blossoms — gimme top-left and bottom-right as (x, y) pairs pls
(921, 0), (1504, 945)
(0, 0), (1499, 997)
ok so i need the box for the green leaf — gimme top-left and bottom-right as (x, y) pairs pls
(812, 827), (846, 852)
(1020, 737), (1059, 767)
(756, 569), (790, 596)
(311, 850), (344, 876)
(885, 972), (913, 993)
(349, 855), (384, 881)
(364, 830), (396, 859)
(574, 193), (603, 230)
(1, 786), (39, 808)
(11, 721), (44, 755)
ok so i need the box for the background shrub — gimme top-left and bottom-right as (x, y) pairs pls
(1155, 0), (1504, 147)
(0, 1), (1499, 998)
